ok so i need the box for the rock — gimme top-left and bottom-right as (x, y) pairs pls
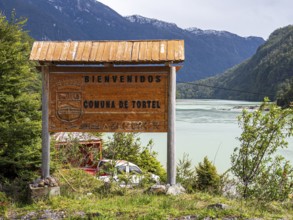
(44, 178), (50, 186)
(31, 177), (59, 188)
(166, 184), (186, 196)
(148, 184), (166, 194)
(174, 215), (198, 219)
(47, 177), (59, 187)
(38, 179), (45, 187)
(207, 203), (230, 210)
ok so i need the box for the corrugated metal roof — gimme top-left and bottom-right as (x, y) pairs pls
(30, 40), (184, 64)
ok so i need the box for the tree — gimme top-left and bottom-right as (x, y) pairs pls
(103, 133), (166, 181)
(251, 155), (293, 202)
(195, 156), (221, 194)
(176, 153), (196, 192)
(0, 13), (41, 180)
(231, 98), (293, 199)
(277, 77), (293, 108)
(103, 133), (141, 163)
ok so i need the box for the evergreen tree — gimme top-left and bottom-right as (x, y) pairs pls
(0, 13), (41, 180)
(277, 77), (293, 108)
(195, 156), (221, 194)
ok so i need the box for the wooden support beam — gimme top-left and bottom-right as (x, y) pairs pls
(41, 65), (50, 178)
(167, 66), (176, 185)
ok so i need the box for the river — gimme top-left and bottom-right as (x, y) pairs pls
(139, 99), (293, 173)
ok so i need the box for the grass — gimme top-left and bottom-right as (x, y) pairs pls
(1, 169), (292, 219)
(5, 193), (293, 219)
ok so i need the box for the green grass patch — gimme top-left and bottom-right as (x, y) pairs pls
(2, 169), (292, 219)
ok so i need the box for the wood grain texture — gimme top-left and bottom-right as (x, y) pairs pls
(48, 66), (169, 132)
(75, 41), (86, 61)
(46, 42), (56, 61)
(59, 42), (70, 61)
(30, 40), (184, 64)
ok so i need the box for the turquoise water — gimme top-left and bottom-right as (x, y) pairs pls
(139, 99), (293, 173)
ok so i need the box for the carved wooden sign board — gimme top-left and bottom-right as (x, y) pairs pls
(49, 66), (169, 132)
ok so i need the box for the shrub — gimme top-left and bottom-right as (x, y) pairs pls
(176, 153), (196, 193)
(195, 156), (221, 194)
(104, 133), (166, 182)
(231, 99), (293, 200)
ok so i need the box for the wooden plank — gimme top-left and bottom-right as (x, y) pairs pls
(66, 41), (79, 61)
(49, 66), (169, 74)
(109, 41), (119, 61)
(38, 42), (50, 61)
(178, 40), (185, 61)
(46, 42), (56, 61)
(30, 42), (39, 60)
(89, 42), (100, 61)
(122, 41), (133, 61)
(115, 41), (126, 61)
(101, 42), (112, 62)
(159, 41), (167, 61)
(167, 40), (175, 61)
(131, 42), (140, 62)
(81, 41), (92, 61)
(75, 42), (86, 61)
(34, 41), (44, 61)
(151, 41), (160, 61)
(146, 41), (153, 61)
(52, 42), (64, 61)
(59, 42), (71, 61)
(173, 40), (180, 60)
(95, 42), (106, 61)
(138, 41), (147, 61)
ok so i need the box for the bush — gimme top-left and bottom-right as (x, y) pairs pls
(176, 155), (222, 194)
(247, 156), (293, 202)
(231, 99), (293, 200)
(0, 191), (9, 216)
(54, 168), (103, 198)
(195, 156), (221, 194)
(176, 153), (196, 193)
(104, 133), (166, 182)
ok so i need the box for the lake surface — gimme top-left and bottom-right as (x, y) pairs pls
(139, 99), (293, 173)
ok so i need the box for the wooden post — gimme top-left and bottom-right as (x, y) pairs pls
(167, 66), (176, 185)
(41, 65), (50, 178)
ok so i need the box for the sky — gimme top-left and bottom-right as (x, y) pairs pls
(97, 0), (293, 40)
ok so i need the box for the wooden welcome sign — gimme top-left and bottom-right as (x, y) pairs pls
(30, 40), (184, 183)
(48, 66), (169, 132)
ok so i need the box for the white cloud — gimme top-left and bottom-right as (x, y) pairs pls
(98, 0), (293, 39)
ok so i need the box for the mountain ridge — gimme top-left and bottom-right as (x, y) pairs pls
(177, 25), (293, 101)
(0, 0), (265, 82)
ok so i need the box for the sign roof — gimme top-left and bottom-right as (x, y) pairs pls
(30, 40), (184, 64)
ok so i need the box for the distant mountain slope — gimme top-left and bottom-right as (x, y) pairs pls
(0, 0), (264, 81)
(178, 25), (293, 101)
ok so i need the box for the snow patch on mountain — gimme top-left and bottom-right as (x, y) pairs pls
(54, 5), (62, 12)
(125, 15), (178, 29)
(186, 27), (235, 37)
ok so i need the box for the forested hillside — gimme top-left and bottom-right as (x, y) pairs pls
(178, 25), (293, 101)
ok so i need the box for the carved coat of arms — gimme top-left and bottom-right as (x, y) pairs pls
(56, 92), (82, 122)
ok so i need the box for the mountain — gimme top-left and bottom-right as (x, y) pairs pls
(177, 25), (293, 101)
(0, 0), (264, 81)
